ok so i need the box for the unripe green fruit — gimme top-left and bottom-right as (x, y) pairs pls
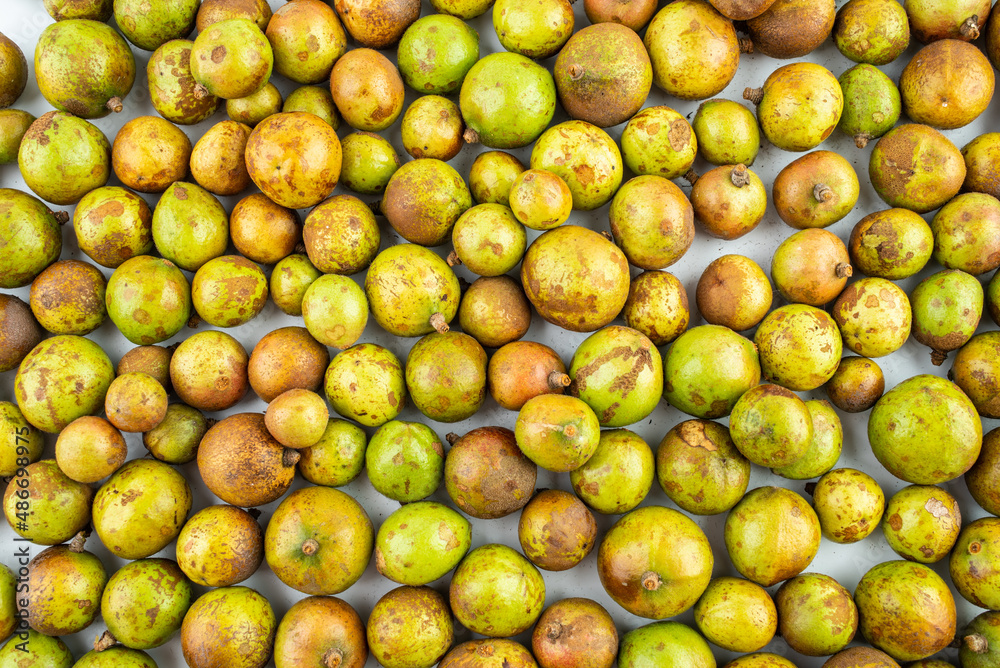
(375, 501), (471, 586)
(366, 421), (444, 502)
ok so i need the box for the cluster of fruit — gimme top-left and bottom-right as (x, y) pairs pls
(1, 0), (1000, 667)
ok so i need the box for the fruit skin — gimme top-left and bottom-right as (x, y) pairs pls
(192, 255), (269, 329)
(515, 395), (601, 473)
(966, 427), (1000, 515)
(910, 269), (983, 364)
(189, 121), (253, 196)
(518, 489), (597, 571)
(775, 573), (858, 656)
(18, 111), (111, 206)
(169, 330), (249, 412)
(23, 544), (107, 637)
(724, 486), (821, 586)
(693, 576), (777, 653)
(618, 621), (715, 668)
(812, 468), (885, 544)
(104, 371), (167, 433)
(397, 14), (479, 95)
(460, 52), (556, 149)
(147, 39), (221, 125)
(521, 225), (630, 332)
(69, 647), (157, 667)
(34, 19), (135, 118)
(28, 258), (107, 336)
(365, 244), (460, 337)
(831, 277), (912, 358)
(264, 485), (373, 596)
(530, 121), (623, 211)
(748, 62), (843, 152)
(960, 610), (1000, 668)
(190, 18), (273, 100)
(930, 192), (1000, 276)
(365, 420), (444, 502)
(696, 255), (771, 332)
(645, 0), (740, 100)
(381, 158), (472, 246)
(444, 426), (537, 520)
(747, 0), (835, 58)
(492, 0), (574, 59)
(248, 326), (329, 403)
(598, 505), (713, 619)
(2, 459), (93, 545)
(152, 181), (229, 272)
(901, 39), (994, 131)
(375, 501), (471, 586)
(264, 389), (329, 450)
(92, 458), (192, 560)
(449, 543), (545, 637)
(333, 0), (420, 48)
(266, 0), (346, 85)
(868, 374), (982, 484)
(0, 628), (73, 666)
(950, 516), (1000, 609)
(771, 228), (852, 306)
(508, 169), (572, 231)
(690, 164), (767, 241)
(771, 399), (843, 480)
(882, 484), (961, 563)
(458, 276), (531, 349)
(907, 0), (990, 43)
(180, 586), (276, 668)
(367, 586), (453, 668)
(273, 595), (368, 668)
(329, 48), (405, 132)
(625, 270), (691, 345)
(301, 274), (368, 350)
(0, 109), (34, 164)
(175, 504), (263, 588)
(692, 98), (759, 166)
(569, 326), (663, 427)
(532, 598), (617, 668)
(14, 335), (115, 434)
(854, 560), (956, 662)
(868, 123), (965, 213)
(834, 0), (911, 65)
(822, 646), (901, 667)
(439, 640), (538, 668)
(848, 207), (934, 280)
(105, 255), (191, 346)
(406, 332), (487, 423)
(55, 416), (123, 484)
(324, 343), (406, 427)
(656, 419), (751, 516)
(0, 402), (44, 476)
(772, 150), (860, 229)
(297, 418), (367, 488)
(468, 150), (525, 205)
(622, 106), (698, 179)
(450, 204), (526, 276)
(663, 324), (761, 419)
(729, 383), (814, 469)
(0, 32), (27, 109)
(754, 303), (843, 391)
(115, 0), (199, 51)
(270, 253), (321, 316)
(101, 557), (193, 649)
(0, 189), (62, 290)
(610, 175), (694, 270)
(73, 186), (153, 269)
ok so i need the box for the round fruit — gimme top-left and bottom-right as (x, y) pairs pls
(449, 544), (545, 637)
(775, 573), (858, 656)
(273, 596), (367, 668)
(831, 277), (912, 358)
(530, 121), (622, 211)
(532, 598), (617, 668)
(745, 62), (843, 152)
(329, 48), (404, 132)
(176, 504), (263, 587)
(624, 270), (691, 345)
(444, 426), (536, 519)
(696, 255), (771, 331)
(180, 586), (275, 668)
(365, 420), (444, 502)
(656, 419), (751, 516)
(374, 501), (471, 586)
(189, 18), (273, 100)
(882, 484), (962, 563)
(693, 576), (777, 653)
(868, 123), (965, 213)
(754, 303), (842, 391)
(518, 489), (597, 571)
(18, 111), (111, 205)
(397, 14), (479, 95)
(367, 586), (453, 668)
(571, 428), (654, 515)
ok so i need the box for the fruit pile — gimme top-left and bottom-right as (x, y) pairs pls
(1, 0), (1000, 666)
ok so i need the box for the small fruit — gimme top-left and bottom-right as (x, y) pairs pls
(728, 383), (814, 468)
(515, 394), (601, 472)
(692, 98), (760, 166)
(405, 332), (487, 423)
(170, 330), (249, 412)
(532, 598), (617, 668)
(825, 356), (885, 413)
(265, 389), (329, 449)
(330, 48), (405, 132)
(518, 489), (597, 571)
(772, 150), (859, 229)
(529, 121), (622, 211)
(831, 277), (912, 358)
(104, 371), (168, 433)
(775, 573), (858, 656)
(848, 207), (934, 280)
(882, 484), (962, 563)
(189, 18), (273, 100)
(811, 467), (885, 543)
(492, 0), (574, 59)
(444, 426), (536, 519)
(656, 419), (751, 515)
(623, 270), (692, 344)
(571, 428), (655, 515)
(621, 106), (698, 179)
(693, 576), (777, 653)
(695, 255), (772, 331)
(374, 501), (471, 586)
(449, 543), (545, 637)
(838, 63), (901, 148)
(770, 229), (852, 306)
(834, 0), (911, 64)
(690, 164), (766, 240)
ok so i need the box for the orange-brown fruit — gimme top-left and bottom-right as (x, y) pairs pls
(823, 646), (901, 667)
(169, 330), (250, 412)
(518, 489), (598, 571)
(197, 412), (300, 507)
(770, 228), (852, 306)
(55, 415), (127, 484)
(696, 255), (773, 332)
(189, 119), (253, 196)
(709, 0), (776, 19)
(333, 0), (420, 48)
(532, 598), (618, 668)
(825, 356), (885, 413)
(439, 640), (537, 668)
(773, 150), (860, 229)
(248, 326), (329, 403)
(690, 163), (767, 240)
(196, 0), (272, 31)
(458, 276), (531, 349)
(112, 115), (192, 193)
(907, 0), (990, 43)
(230, 193), (301, 265)
(329, 48), (405, 132)
(117, 345), (173, 393)
(104, 372), (168, 433)
(900, 39), (995, 130)
(444, 426), (537, 519)
(0, 294), (43, 373)
(747, 0), (836, 58)
(273, 596), (368, 668)
(583, 0), (658, 31)
(488, 340), (570, 411)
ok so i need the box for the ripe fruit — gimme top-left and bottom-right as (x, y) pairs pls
(449, 543), (546, 637)
(882, 485), (962, 562)
(175, 504), (263, 587)
(23, 542), (107, 636)
(754, 303), (843, 391)
(181, 586), (276, 668)
(772, 151), (860, 229)
(381, 158), (471, 246)
(572, 429), (655, 514)
(100, 558), (193, 649)
(189, 18), (273, 100)
(775, 573), (858, 656)
(444, 426), (536, 519)
(825, 357), (885, 413)
(900, 39), (995, 129)
(834, 0), (911, 64)
(869, 123), (965, 213)
(367, 586), (453, 668)
(812, 468), (885, 543)
(530, 121), (622, 211)
(147, 39), (220, 125)
(405, 332), (487, 423)
(838, 63), (902, 147)
(303, 195), (379, 275)
(610, 175), (694, 269)
(273, 596), (367, 668)
(621, 106), (698, 179)
(747, 0), (836, 58)
(624, 270), (692, 344)
(488, 341), (569, 411)
(3, 459), (93, 544)
(518, 489), (597, 571)
(745, 62), (843, 152)
(493, 0), (573, 59)
(693, 576), (777, 652)
(696, 255), (772, 331)
(532, 598), (617, 668)
(770, 229), (852, 306)
(365, 244), (460, 337)
(690, 164), (767, 240)
(831, 277), (912, 358)
(656, 419), (751, 515)
(324, 343), (406, 427)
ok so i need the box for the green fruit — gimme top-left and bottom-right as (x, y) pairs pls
(868, 123), (965, 213)
(18, 111), (110, 205)
(298, 419), (367, 487)
(0, 628), (73, 667)
(71, 647), (157, 667)
(2, 460), (93, 545)
(190, 18), (273, 100)
(965, 427), (1000, 515)
(175, 504), (263, 588)
(338, 132), (400, 195)
(656, 419), (750, 516)
(960, 611), (1000, 668)
(147, 39), (220, 125)
(663, 324), (761, 419)
(771, 399), (843, 479)
(622, 106), (697, 178)
(0, 402), (44, 477)
(950, 516), (1000, 609)
(191, 255), (268, 328)
(834, 0), (910, 64)
(367, 586), (453, 668)
(101, 558), (192, 649)
(598, 505), (713, 619)
(610, 175), (694, 270)
(282, 85), (339, 128)
(24, 543), (107, 636)
(868, 374), (982, 484)
(366, 421), (444, 502)
(301, 274), (369, 350)
(882, 484), (961, 563)
(725, 486), (821, 586)
(226, 82), (282, 126)
(405, 332), (487, 423)
(180, 586), (275, 668)
(838, 63), (901, 148)
(618, 621), (715, 668)
(14, 335), (115, 433)
(264, 485), (373, 595)
(775, 573), (858, 656)
(105, 255), (192, 345)
(73, 186), (153, 269)
(92, 459), (192, 560)
(468, 150), (525, 204)
(930, 191), (1000, 275)
(266, 0), (346, 84)
(375, 501), (471, 586)
(729, 383), (813, 469)
(755, 303), (842, 391)
(571, 429), (654, 515)
(450, 203), (526, 276)
(34, 19), (135, 118)
(324, 343), (406, 427)
(0, 189), (62, 290)
(397, 14), (479, 94)
(848, 207), (934, 279)
(507, 169), (573, 231)
(270, 253), (321, 316)
(449, 543), (545, 637)
(693, 576), (777, 653)
(530, 120), (622, 211)
(493, 0), (574, 59)
(569, 326), (663, 427)
(812, 467), (885, 543)
(910, 269), (983, 364)
(0, 110), (34, 164)
(365, 244), (460, 337)
(692, 98), (759, 166)
(831, 277), (912, 358)
(745, 62), (843, 152)
(303, 195), (380, 276)
(460, 52), (556, 149)
(116, 0), (198, 51)
(515, 394), (600, 472)
(400, 95), (463, 161)
(380, 158), (472, 246)
(152, 181), (229, 271)
(855, 560), (956, 662)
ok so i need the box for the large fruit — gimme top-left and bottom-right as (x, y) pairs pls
(106, 255), (191, 345)
(365, 244), (460, 337)
(0, 188), (62, 289)
(868, 123), (965, 213)
(189, 18), (273, 100)
(181, 586), (276, 668)
(449, 544), (545, 637)
(745, 62), (843, 152)
(18, 111), (110, 205)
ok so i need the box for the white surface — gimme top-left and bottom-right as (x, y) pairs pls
(0, 0), (998, 666)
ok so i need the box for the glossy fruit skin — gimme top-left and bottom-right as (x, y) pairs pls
(618, 621), (715, 668)
(771, 229), (852, 307)
(101, 558), (193, 649)
(848, 208), (934, 280)
(691, 164), (767, 240)
(729, 383), (814, 469)
(439, 639), (538, 668)
(406, 332), (487, 423)
(907, 0), (990, 43)
(0, 401), (44, 476)
(950, 516), (1000, 609)
(400, 95), (463, 161)
(960, 610), (1000, 668)
(751, 62), (844, 152)
(571, 429), (654, 516)
(449, 544), (546, 637)
(264, 486), (373, 596)
(152, 181), (228, 272)
(868, 123), (965, 213)
(71, 647), (157, 667)
(518, 489), (597, 571)
(365, 244), (460, 337)
(834, 0), (911, 65)
(34, 19), (136, 118)
(444, 426), (537, 519)
(23, 545), (107, 637)
(339, 131), (400, 195)
(493, 0), (574, 59)
(693, 576), (777, 653)
(297, 419), (366, 488)
(882, 484), (961, 563)
(868, 374), (982, 484)
(397, 14), (479, 94)
(18, 111), (111, 205)
(266, 0), (346, 84)
(301, 273), (368, 350)
(324, 343), (406, 428)
(645, 0), (740, 100)
(530, 121), (623, 211)
(264, 389), (328, 450)
(696, 255), (771, 332)
(775, 573), (858, 656)
(854, 560), (956, 662)
(176, 504), (263, 588)
(14, 335), (115, 434)
(106, 255), (191, 345)
(515, 395), (601, 473)
(488, 341), (567, 411)
(0, 628), (73, 666)
(624, 270), (691, 345)
(508, 169), (572, 231)
(190, 18), (273, 100)
(147, 39), (221, 125)
(273, 595), (368, 668)
(0, 109), (34, 164)
(831, 277), (912, 358)
(2, 459), (93, 545)
(812, 468), (885, 543)
(73, 186), (153, 269)
(622, 106), (698, 179)
(329, 48), (405, 132)
(910, 269), (983, 363)
(375, 501), (471, 585)
(192, 255), (268, 329)
(181, 586), (276, 668)
(248, 327), (328, 404)
(532, 598), (617, 668)
(460, 52), (556, 149)
(598, 505), (713, 619)
(656, 419), (751, 515)
(610, 175), (694, 270)
(189, 121), (253, 196)
(901, 39), (995, 130)
(754, 303), (843, 391)
(0, 32), (26, 109)
(771, 399), (843, 480)
(365, 420), (444, 502)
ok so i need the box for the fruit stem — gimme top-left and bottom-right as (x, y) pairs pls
(930, 349), (948, 366)
(463, 128), (480, 145)
(282, 448), (301, 468)
(548, 371), (572, 389)
(187, 314), (201, 329)
(730, 164), (750, 188)
(546, 621), (563, 640)
(641, 571), (661, 591)
(854, 132), (871, 149)
(964, 633), (989, 654)
(961, 16), (980, 40)
(106, 96), (124, 113)
(301, 538), (320, 556)
(205, 417), (218, 429)
(743, 87), (763, 105)
(813, 183), (834, 203)
(738, 37), (753, 54)
(294, 241), (307, 255)
(323, 648), (344, 668)
(430, 312), (450, 334)
(601, 230), (613, 242)
(683, 168), (699, 185)
(94, 630), (116, 651)
(193, 84), (211, 100)
(835, 262), (853, 279)
(446, 432), (460, 445)
(69, 529), (89, 553)
(804, 482), (817, 496)
(568, 64), (584, 81)
(48, 209), (69, 224)
(447, 250), (462, 267)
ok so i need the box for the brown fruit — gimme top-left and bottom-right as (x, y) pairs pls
(825, 356), (885, 413)
(189, 119), (253, 196)
(747, 0), (836, 58)
(532, 598), (618, 668)
(0, 294), (42, 373)
(248, 326), (329, 403)
(329, 48), (405, 132)
(709, 0), (776, 19)
(773, 150), (860, 229)
(518, 489), (597, 571)
(196, 0), (272, 32)
(230, 193), (300, 265)
(696, 254), (773, 331)
(333, 0), (420, 48)
(770, 228), (852, 306)
(112, 115), (192, 193)
(169, 330), (250, 412)
(444, 426), (537, 519)
(117, 344), (173, 393)
(900, 39), (995, 130)
(458, 275), (531, 349)
(584, 0), (658, 30)
(488, 341), (569, 411)
(104, 371), (168, 433)
(273, 596), (368, 668)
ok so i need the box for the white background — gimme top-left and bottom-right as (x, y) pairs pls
(1, 0), (999, 666)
